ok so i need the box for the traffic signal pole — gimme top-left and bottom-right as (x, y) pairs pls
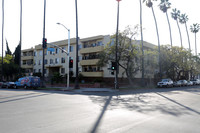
(42, 0), (46, 87)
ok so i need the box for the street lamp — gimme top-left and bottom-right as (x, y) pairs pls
(115, 0), (121, 89)
(57, 22), (70, 89)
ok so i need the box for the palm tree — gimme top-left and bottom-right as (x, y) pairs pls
(190, 23), (200, 57)
(171, 8), (183, 47)
(179, 13), (191, 51)
(143, 0), (161, 79)
(1, 0), (4, 81)
(159, 0), (172, 46)
(19, 0), (22, 75)
(139, 0), (145, 86)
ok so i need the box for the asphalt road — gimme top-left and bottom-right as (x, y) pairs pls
(0, 87), (200, 133)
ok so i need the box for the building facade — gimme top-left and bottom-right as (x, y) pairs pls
(21, 35), (156, 82)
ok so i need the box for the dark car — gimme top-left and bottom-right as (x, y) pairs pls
(1, 81), (7, 88)
(6, 82), (16, 88)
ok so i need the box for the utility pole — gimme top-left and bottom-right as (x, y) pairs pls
(74, 0), (79, 89)
(42, 0), (46, 87)
(115, 0), (121, 89)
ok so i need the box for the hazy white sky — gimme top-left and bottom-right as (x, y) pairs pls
(0, 0), (200, 54)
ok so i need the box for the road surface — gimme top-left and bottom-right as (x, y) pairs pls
(0, 87), (200, 133)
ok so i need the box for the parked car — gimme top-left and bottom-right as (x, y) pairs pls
(187, 81), (193, 86)
(179, 80), (188, 86)
(190, 79), (200, 85)
(15, 76), (40, 89)
(1, 81), (8, 88)
(6, 82), (16, 88)
(173, 81), (182, 87)
(157, 79), (173, 88)
(0, 82), (3, 87)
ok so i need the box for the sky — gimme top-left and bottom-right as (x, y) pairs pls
(0, 0), (200, 54)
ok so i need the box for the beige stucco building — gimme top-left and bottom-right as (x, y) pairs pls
(21, 35), (156, 82)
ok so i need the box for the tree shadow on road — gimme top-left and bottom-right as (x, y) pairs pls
(89, 89), (199, 118)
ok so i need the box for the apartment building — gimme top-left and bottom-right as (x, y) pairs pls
(21, 35), (156, 81)
(21, 47), (34, 75)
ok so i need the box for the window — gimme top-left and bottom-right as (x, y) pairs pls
(62, 47), (66, 53)
(39, 51), (42, 56)
(78, 56), (82, 62)
(61, 57), (65, 63)
(61, 68), (65, 74)
(34, 60), (37, 65)
(44, 69), (47, 74)
(39, 69), (41, 73)
(33, 69), (36, 73)
(78, 44), (82, 50)
(34, 51), (37, 56)
(55, 58), (59, 64)
(44, 59), (48, 65)
(70, 46), (73, 52)
(55, 48), (59, 54)
(38, 60), (41, 65)
(97, 41), (103, 46)
(50, 59), (53, 64)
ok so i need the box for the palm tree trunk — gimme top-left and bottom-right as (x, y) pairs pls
(19, 0), (22, 75)
(176, 20), (183, 47)
(185, 23), (191, 51)
(166, 11), (173, 46)
(139, 0), (145, 86)
(151, 6), (162, 79)
(195, 33), (197, 56)
(1, 0), (4, 81)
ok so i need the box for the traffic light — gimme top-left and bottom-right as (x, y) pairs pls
(69, 59), (73, 68)
(111, 61), (116, 70)
(43, 38), (47, 48)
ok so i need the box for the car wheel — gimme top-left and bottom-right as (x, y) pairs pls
(24, 85), (27, 89)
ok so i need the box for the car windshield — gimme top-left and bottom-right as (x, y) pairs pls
(162, 79), (169, 82)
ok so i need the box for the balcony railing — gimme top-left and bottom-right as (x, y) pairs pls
(80, 71), (103, 77)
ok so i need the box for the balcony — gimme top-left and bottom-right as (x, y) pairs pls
(21, 64), (34, 69)
(80, 59), (100, 66)
(21, 56), (34, 60)
(80, 46), (104, 54)
(80, 71), (103, 77)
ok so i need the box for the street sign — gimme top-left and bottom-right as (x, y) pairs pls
(47, 47), (55, 52)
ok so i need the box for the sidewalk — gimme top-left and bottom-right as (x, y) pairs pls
(72, 88), (118, 93)
(48, 87), (118, 93)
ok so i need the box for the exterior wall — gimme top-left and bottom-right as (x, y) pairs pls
(21, 48), (34, 75)
(33, 38), (78, 78)
(21, 35), (157, 80)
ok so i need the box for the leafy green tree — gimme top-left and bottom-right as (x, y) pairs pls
(160, 45), (193, 80)
(159, 0), (172, 46)
(0, 54), (19, 81)
(179, 13), (191, 51)
(52, 72), (63, 83)
(171, 8), (183, 47)
(98, 26), (157, 86)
